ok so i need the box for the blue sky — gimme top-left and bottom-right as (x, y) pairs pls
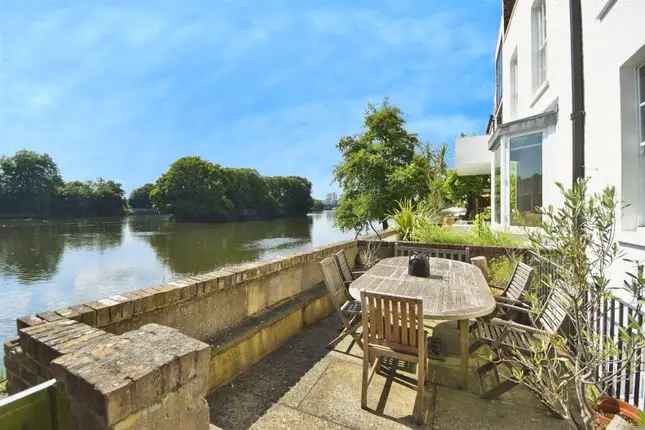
(1, 1), (500, 198)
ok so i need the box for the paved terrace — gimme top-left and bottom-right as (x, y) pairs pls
(207, 314), (568, 430)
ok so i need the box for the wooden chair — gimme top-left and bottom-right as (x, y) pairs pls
(334, 250), (367, 300)
(394, 244), (471, 263)
(469, 285), (570, 399)
(360, 290), (429, 424)
(320, 257), (363, 350)
(492, 262), (534, 321)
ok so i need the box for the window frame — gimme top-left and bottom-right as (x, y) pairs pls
(531, 0), (547, 93)
(510, 50), (519, 118)
(639, 63), (645, 146)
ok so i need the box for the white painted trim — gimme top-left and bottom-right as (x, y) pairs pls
(0, 379), (56, 408)
(530, 80), (550, 108)
(597, 0), (618, 20)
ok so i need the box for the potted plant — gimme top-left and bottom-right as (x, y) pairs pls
(498, 179), (645, 429)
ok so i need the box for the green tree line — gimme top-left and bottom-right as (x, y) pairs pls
(0, 151), (126, 218)
(0, 151), (314, 221)
(147, 156), (313, 221)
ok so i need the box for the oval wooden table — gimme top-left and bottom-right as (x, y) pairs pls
(349, 256), (496, 389)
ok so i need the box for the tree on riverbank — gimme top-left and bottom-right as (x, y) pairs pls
(334, 100), (444, 233)
(150, 157), (313, 221)
(128, 183), (154, 209)
(0, 150), (126, 218)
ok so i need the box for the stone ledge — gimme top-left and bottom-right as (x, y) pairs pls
(208, 285), (327, 354)
(50, 323), (210, 428)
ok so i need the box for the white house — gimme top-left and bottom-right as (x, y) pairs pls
(469, 0), (645, 270)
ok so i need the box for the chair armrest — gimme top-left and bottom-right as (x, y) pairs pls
(495, 296), (529, 307)
(496, 302), (530, 314)
(487, 318), (547, 336)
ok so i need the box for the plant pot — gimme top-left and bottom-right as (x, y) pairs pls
(594, 397), (642, 428)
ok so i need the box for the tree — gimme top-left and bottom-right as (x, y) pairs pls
(334, 100), (451, 233)
(444, 172), (490, 219)
(0, 150), (63, 215)
(311, 199), (325, 212)
(265, 176), (313, 217)
(128, 183), (154, 209)
(150, 156), (233, 221)
(223, 168), (277, 218)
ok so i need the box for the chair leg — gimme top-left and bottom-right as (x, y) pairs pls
(326, 328), (349, 349)
(361, 348), (369, 409)
(414, 358), (428, 424)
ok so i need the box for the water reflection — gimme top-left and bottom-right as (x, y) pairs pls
(130, 216), (313, 274)
(0, 219), (125, 283)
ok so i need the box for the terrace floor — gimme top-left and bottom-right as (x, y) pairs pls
(207, 314), (568, 429)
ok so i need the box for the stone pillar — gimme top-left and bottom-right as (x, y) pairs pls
(21, 320), (210, 430)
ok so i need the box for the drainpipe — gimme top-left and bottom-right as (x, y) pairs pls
(570, 0), (586, 184)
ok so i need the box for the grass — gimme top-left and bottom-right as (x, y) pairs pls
(0, 367), (7, 394)
(411, 222), (525, 248)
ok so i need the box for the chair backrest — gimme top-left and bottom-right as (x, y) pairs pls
(394, 244), (471, 263)
(334, 250), (353, 284)
(535, 284), (569, 334)
(360, 290), (424, 357)
(320, 257), (351, 325)
(503, 262), (534, 302)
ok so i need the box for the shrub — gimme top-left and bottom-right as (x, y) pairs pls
(488, 255), (519, 289)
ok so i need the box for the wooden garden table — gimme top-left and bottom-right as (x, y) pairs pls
(349, 256), (495, 389)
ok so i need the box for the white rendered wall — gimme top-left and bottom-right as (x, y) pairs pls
(582, 0), (645, 280)
(455, 135), (490, 176)
(498, 0), (574, 215)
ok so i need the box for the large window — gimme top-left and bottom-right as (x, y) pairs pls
(638, 65), (645, 146)
(509, 133), (542, 226)
(531, 0), (547, 92)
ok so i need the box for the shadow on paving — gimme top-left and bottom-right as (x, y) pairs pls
(207, 314), (569, 430)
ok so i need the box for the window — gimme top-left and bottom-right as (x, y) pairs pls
(510, 52), (519, 117)
(531, 0), (547, 92)
(632, 65), (645, 146)
(494, 148), (502, 224)
(509, 133), (542, 227)
(496, 45), (503, 109)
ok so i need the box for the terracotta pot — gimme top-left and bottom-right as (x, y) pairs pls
(594, 397), (642, 428)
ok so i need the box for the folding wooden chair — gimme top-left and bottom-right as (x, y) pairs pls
(469, 286), (569, 399)
(491, 262), (534, 321)
(360, 290), (429, 424)
(334, 249), (367, 284)
(320, 257), (363, 350)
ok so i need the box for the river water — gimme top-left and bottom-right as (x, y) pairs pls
(0, 211), (353, 365)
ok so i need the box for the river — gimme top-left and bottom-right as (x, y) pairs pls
(0, 210), (353, 366)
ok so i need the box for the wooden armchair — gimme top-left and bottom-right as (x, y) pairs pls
(394, 244), (471, 263)
(469, 286), (569, 399)
(360, 291), (429, 424)
(320, 257), (363, 350)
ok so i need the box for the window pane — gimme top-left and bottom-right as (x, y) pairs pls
(494, 148), (501, 224)
(510, 133), (542, 226)
(639, 66), (645, 103)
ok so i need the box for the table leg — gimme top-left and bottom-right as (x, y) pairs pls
(458, 320), (469, 389)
